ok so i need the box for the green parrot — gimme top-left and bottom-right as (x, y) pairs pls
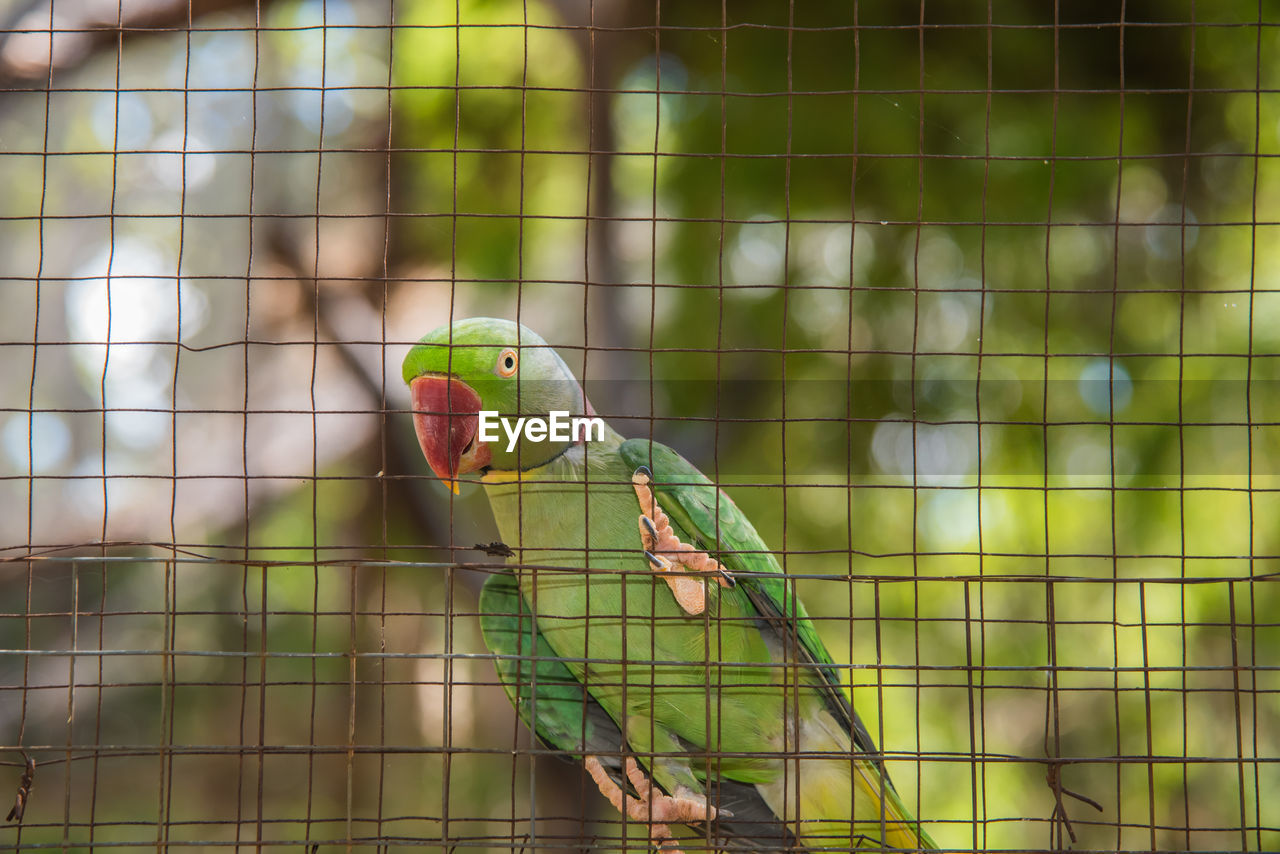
(404, 317), (937, 852)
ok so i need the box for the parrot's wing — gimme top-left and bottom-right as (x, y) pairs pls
(478, 569), (802, 851)
(619, 439), (888, 782)
(479, 568), (619, 759)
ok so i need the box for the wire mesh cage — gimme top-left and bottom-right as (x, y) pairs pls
(1, 1), (1276, 852)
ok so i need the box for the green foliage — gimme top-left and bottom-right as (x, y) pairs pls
(391, 0), (587, 283)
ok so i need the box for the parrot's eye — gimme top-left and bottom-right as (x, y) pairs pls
(496, 348), (518, 377)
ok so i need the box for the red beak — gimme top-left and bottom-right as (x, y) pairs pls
(409, 375), (492, 492)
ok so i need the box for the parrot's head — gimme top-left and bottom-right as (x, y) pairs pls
(401, 317), (592, 491)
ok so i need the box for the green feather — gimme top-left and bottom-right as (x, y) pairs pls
(479, 568), (609, 757)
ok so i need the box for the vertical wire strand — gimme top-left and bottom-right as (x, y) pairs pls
(1176, 4), (1197, 848)
(970, 2), (995, 848)
(76, 0), (106, 848)
(780, 0), (798, 843)
(1243, 2), (1263, 849)
(82, 3), (127, 849)
(1227, 578), (1249, 853)
(441, 2), (463, 847)
(1041, 2), (1063, 850)
(1108, 6), (1128, 849)
(843, 0), (861, 842)
(375, 1), (397, 848)
(909, 3), (927, 850)
(636, 3), (661, 846)
(309, 3), (331, 847)
(255, 561), (269, 848)
(235, 5), (264, 851)
(17, 13), (58, 816)
(62, 561), (78, 850)
(1139, 579), (1156, 851)
(714, 2), (730, 844)
(158, 6), (195, 848)
(577, 1), (598, 847)
(515, 2), (533, 847)
(11, 0), (58, 833)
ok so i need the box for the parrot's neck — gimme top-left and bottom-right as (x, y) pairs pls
(480, 424), (634, 560)
(479, 422), (625, 483)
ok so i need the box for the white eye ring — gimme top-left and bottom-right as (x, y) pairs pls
(496, 348), (518, 377)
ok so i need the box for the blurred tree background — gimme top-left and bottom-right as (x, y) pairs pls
(1, 1), (1277, 852)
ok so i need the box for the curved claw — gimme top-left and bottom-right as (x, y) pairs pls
(634, 465), (653, 482)
(717, 565), (736, 588)
(644, 550), (672, 571)
(640, 515), (660, 548)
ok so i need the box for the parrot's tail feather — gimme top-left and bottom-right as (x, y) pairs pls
(851, 761), (939, 851)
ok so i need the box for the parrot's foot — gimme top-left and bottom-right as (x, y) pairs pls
(584, 755), (729, 854)
(632, 467), (733, 616)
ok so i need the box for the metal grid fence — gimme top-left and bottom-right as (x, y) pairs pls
(0, 1), (1276, 852)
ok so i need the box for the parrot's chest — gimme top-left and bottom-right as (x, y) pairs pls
(482, 473), (813, 752)
(485, 477), (679, 620)
(483, 477), (762, 675)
